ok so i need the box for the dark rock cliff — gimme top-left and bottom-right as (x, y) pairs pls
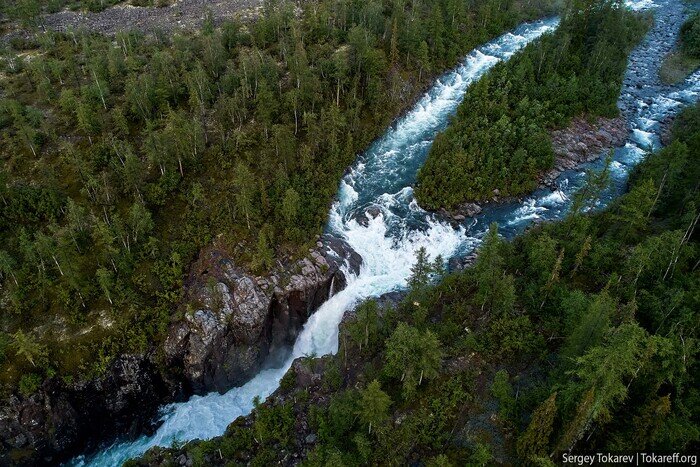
(0, 354), (172, 465)
(164, 236), (361, 394)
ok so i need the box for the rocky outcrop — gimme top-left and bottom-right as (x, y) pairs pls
(164, 236), (361, 394)
(0, 354), (174, 466)
(448, 251), (479, 272)
(542, 115), (628, 188)
(438, 202), (483, 222)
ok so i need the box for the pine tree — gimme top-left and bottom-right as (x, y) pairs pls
(474, 223), (515, 315)
(96, 267), (114, 305)
(558, 323), (651, 453)
(491, 369), (515, 419)
(517, 392), (558, 461)
(356, 380), (391, 434)
(12, 330), (46, 367)
(416, 40), (431, 81)
(0, 250), (18, 286)
(408, 246), (431, 290)
(385, 322), (442, 398)
(348, 300), (380, 353)
(281, 187), (300, 225)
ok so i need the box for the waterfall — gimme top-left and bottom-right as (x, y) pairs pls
(71, 0), (700, 463)
(329, 275), (336, 298)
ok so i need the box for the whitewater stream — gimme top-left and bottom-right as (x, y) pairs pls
(74, 0), (700, 464)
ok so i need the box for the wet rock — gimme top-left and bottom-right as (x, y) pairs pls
(448, 252), (479, 272)
(164, 236), (361, 394)
(352, 206), (383, 227)
(439, 202), (482, 221)
(543, 115), (628, 188)
(0, 355), (173, 466)
(457, 202), (483, 218)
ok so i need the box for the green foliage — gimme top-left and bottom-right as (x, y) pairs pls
(384, 322), (443, 399)
(517, 392), (558, 461)
(491, 369), (515, 419)
(680, 12), (700, 59)
(18, 373), (42, 396)
(474, 223), (516, 315)
(346, 300), (381, 354)
(11, 330), (47, 367)
(356, 380), (391, 435)
(0, 0), (557, 389)
(252, 399), (295, 448)
(416, 1), (647, 208)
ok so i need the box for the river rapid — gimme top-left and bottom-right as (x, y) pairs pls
(73, 0), (699, 464)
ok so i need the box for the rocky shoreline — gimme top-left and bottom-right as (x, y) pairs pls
(0, 236), (361, 466)
(542, 115), (628, 188)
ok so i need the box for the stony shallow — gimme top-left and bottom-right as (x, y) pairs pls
(41, 0), (265, 35)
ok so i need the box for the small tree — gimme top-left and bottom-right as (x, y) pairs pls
(12, 330), (47, 367)
(0, 250), (18, 285)
(282, 187), (300, 225)
(517, 392), (558, 461)
(474, 223), (515, 315)
(569, 152), (612, 216)
(347, 300), (380, 353)
(491, 369), (515, 419)
(385, 323), (442, 398)
(128, 201), (154, 246)
(96, 267), (115, 305)
(408, 246), (432, 290)
(356, 380), (391, 434)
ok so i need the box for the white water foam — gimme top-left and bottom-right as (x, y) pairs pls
(72, 19), (559, 466)
(625, 0), (658, 10)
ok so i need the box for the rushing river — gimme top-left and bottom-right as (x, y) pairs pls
(73, 0), (699, 464)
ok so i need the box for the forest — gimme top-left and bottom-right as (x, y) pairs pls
(415, 0), (648, 210)
(134, 101), (700, 466)
(0, 0), (558, 395)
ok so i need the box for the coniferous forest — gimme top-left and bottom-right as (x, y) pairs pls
(0, 0), (698, 465)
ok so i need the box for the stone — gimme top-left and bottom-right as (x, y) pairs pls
(163, 236), (361, 394)
(0, 355), (172, 465)
(454, 202), (482, 218)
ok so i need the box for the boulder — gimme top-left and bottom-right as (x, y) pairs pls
(351, 206), (383, 227)
(455, 202), (483, 218)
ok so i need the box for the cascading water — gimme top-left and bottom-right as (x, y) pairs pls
(73, 0), (698, 464)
